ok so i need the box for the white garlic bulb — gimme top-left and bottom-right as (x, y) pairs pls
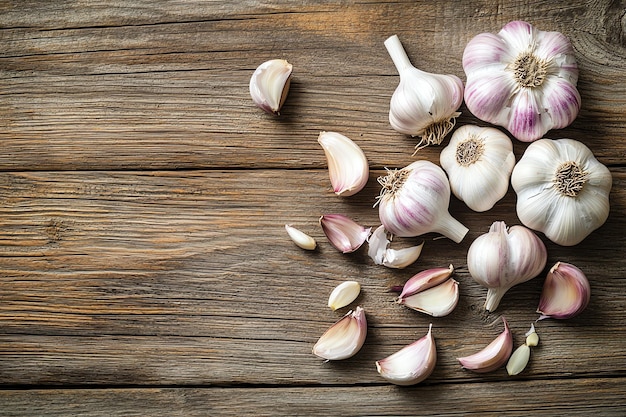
(463, 21), (581, 142)
(440, 125), (515, 212)
(384, 35), (464, 150)
(511, 138), (612, 246)
(249, 59), (293, 115)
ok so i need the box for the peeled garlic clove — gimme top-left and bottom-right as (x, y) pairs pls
(537, 262), (591, 320)
(367, 225), (423, 269)
(457, 317), (513, 373)
(328, 281), (361, 311)
(284, 224), (317, 250)
(249, 59), (293, 115)
(319, 214), (371, 253)
(525, 323), (539, 347)
(398, 278), (459, 317)
(399, 265), (454, 299)
(313, 306), (367, 361)
(318, 131), (369, 197)
(376, 324), (436, 386)
(506, 344), (531, 376)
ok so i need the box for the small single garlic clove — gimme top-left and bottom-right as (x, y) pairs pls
(328, 281), (361, 311)
(319, 214), (371, 254)
(457, 317), (513, 373)
(506, 323), (539, 376)
(313, 306), (367, 361)
(249, 59), (293, 115)
(318, 131), (369, 197)
(398, 278), (459, 317)
(284, 224), (317, 250)
(525, 323), (539, 347)
(398, 265), (454, 299)
(375, 324), (437, 386)
(367, 225), (423, 269)
(537, 262), (591, 320)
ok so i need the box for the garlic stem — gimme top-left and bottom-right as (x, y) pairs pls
(433, 213), (470, 245)
(384, 35), (415, 75)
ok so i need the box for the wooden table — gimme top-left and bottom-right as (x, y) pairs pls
(1, 1), (625, 415)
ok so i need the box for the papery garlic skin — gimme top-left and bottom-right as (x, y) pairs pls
(467, 221), (547, 312)
(457, 317), (513, 373)
(398, 278), (459, 317)
(440, 125), (515, 212)
(537, 262), (590, 320)
(384, 35), (464, 150)
(377, 161), (469, 243)
(318, 131), (369, 197)
(511, 138), (612, 246)
(328, 281), (361, 311)
(463, 21), (580, 142)
(313, 306), (367, 361)
(319, 214), (371, 253)
(376, 324), (436, 386)
(249, 59), (293, 115)
(285, 224), (317, 250)
(367, 225), (423, 269)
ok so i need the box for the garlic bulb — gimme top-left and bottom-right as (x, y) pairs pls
(384, 35), (464, 150)
(367, 225), (424, 269)
(467, 221), (547, 312)
(313, 306), (367, 361)
(457, 317), (513, 373)
(328, 281), (361, 311)
(537, 262), (590, 320)
(377, 161), (469, 243)
(318, 131), (369, 197)
(511, 138), (612, 246)
(319, 214), (371, 253)
(285, 224), (317, 250)
(440, 125), (515, 212)
(249, 59), (293, 115)
(375, 324), (436, 386)
(463, 21), (581, 142)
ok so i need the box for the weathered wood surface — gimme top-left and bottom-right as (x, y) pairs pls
(1, 0), (625, 415)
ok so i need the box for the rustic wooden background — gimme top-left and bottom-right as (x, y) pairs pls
(1, 0), (625, 415)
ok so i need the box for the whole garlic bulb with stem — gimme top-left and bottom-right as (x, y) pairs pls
(511, 138), (612, 246)
(376, 160), (469, 243)
(440, 125), (515, 212)
(467, 221), (547, 312)
(463, 21), (581, 142)
(249, 59), (293, 115)
(384, 35), (464, 151)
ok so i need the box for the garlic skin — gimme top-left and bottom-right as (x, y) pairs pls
(537, 262), (590, 320)
(367, 225), (424, 269)
(457, 317), (513, 373)
(463, 21), (580, 142)
(318, 131), (369, 197)
(511, 138), (612, 246)
(249, 59), (293, 115)
(285, 224), (317, 250)
(440, 125), (515, 212)
(328, 281), (361, 311)
(398, 278), (459, 317)
(384, 35), (464, 150)
(375, 324), (436, 386)
(467, 221), (547, 312)
(313, 306), (367, 361)
(377, 161), (469, 243)
(319, 214), (371, 253)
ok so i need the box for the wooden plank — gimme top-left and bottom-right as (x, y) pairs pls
(0, 169), (624, 385)
(1, 0), (624, 170)
(2, 378), (625, 416)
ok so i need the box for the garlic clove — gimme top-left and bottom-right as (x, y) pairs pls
(284, 224), (317, 250)
(525, 323), (539, 347)
(249, 59), (293, 115)
(367, 225), (389, 265)
(398, 265), (454, 299)
(506, 344), (531, 376)
(457, 317), (513, 373)
(537, 262), (591, 320)
(318, 131), (369, 197)
(375, 324), (437, 386)
(328, 281), (361, 311)
(398, 278), (459, 317)
(367, 225), (423, 269)
(319, 214), (371, 254)
(313, 306), (367, 361)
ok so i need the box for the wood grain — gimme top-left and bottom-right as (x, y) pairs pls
(1, 0), (625, 415)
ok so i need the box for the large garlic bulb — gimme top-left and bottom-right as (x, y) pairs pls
(463, 21), (581, 142)
(511, 138), (612, 246)
(440, 125), (515, 212)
